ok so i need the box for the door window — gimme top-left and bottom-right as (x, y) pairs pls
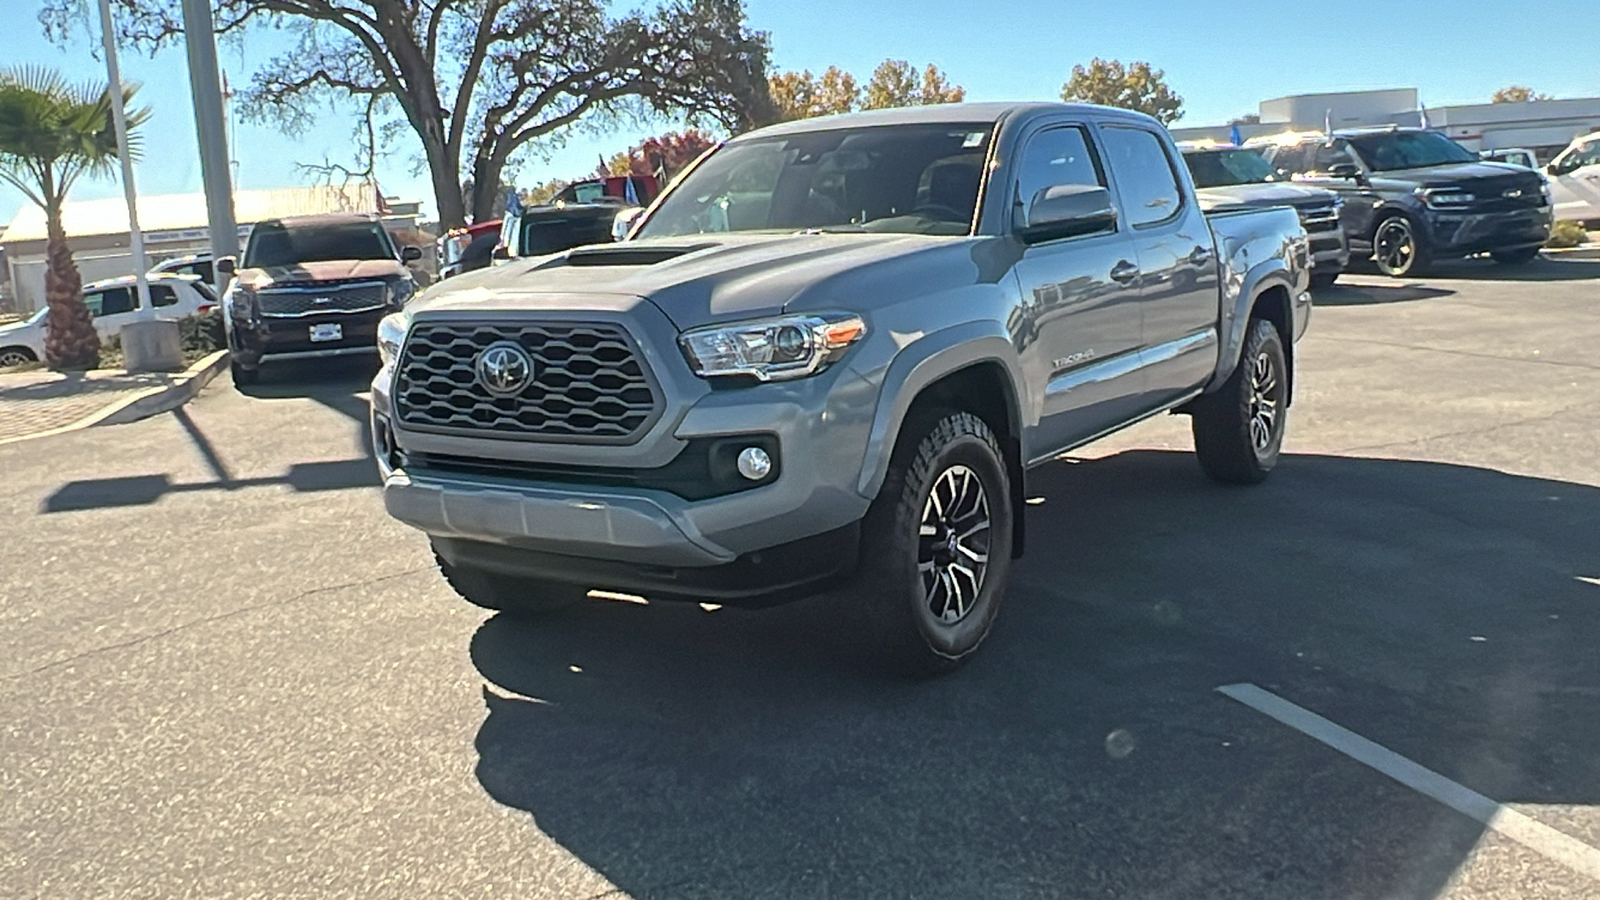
(1101, 126), (1184, 227)
(149, 285), (179, 307)
(1266, 143), (1313, 176)
(1313, 141), (1360, 172)
(87, 287), (136, 317)
(1013, 125), (1106, 231)
(1552, 140), (1600, 175)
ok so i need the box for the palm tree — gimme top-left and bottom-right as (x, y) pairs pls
(0, 67), (148, 369)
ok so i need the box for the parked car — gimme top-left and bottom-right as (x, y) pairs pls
(1543, 132), (1600, 224)
(438, 220), (500, 280)
(0, 274), (216, 368)
(148, 253), (215, 286)
(219, 213), (419, 386)
(1179, 141), (1349, 288)
(1252, 127), (1552, 276)
(371, 102), (1311, 673)
(494, 202), (622, 262)
(1481, 148), (1538, 170)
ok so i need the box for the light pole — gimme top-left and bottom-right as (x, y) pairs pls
(95, 0), (151, 318)
(180, 0), (240, 295)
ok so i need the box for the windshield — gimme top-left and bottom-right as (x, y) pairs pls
(1183, 148), (1280, 188)
(243, 220), (396, 268)
(1346, 131), (1478, 172)
(635, 123), (995, 239)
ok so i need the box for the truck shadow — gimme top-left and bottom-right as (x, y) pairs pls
(468, 450), (1600, 899)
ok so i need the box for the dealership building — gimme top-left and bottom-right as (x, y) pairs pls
(1171, 88), (1600, 164)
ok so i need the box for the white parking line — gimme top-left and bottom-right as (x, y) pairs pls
(1218, 682), (1600, 882)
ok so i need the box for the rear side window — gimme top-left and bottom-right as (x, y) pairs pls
(1014, 126), (1105, 229)
(149, 285), (178, 308)
(91, 287), (135, 317)
(1266, 143), (1313, 176)
(1102, 126), (1184, 227)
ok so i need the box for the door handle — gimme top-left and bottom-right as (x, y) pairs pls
(1188, 246), (1213, 266)
(1110, 260), (1140, 284)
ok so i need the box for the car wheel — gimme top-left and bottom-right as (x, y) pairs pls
(1309, 271), (1340, 290)
(857, 410), (1014, 676)
(230, 359), (259, 387)
(1372, 215), (1431, 277)
(434, 551), (589, 615)
(1191, 319), (1288, 485)
(0, 346), (36, 368)
(1491, 246), (1541, 265)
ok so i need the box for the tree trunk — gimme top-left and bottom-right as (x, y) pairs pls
(423, 129), (468, 229)
(41, 205), (99, 371)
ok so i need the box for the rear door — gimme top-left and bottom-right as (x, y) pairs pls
(1007, 121), (1146, 460)
(1098, 124), (1222, 403)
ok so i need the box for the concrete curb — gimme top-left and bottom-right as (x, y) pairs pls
(1541, 246), (1600, 261)
(98, 350), (231, 427)
(0, 351), (230, 447)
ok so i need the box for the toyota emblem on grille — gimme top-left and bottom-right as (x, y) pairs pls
(476, 342), (535, 396)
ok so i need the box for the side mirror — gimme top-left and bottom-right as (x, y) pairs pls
(1328, 163), (1361, 180)
(492, 245), (511, 261)
(401, 245), (422, 262)
(1019, 184), (1117, 244)
(215, 256), (236, 276)
(612, 207), (644, 242)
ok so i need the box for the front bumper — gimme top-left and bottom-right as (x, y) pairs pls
(1308, 228), (1350, 272)
(229, 310), (385, 368)
(1428, 206), (1553, 257)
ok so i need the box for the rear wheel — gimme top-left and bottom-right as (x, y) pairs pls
(1491, 246), (1540, 266)
(856, 410), (1014, 676)
(1191, 319), (1288, 485)
(1373, 215), (1431, 277)
(230, 359), (259, 387)
(0, 346), (36, 368)
(435, 551), (589, 615)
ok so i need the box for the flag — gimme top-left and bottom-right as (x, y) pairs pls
(505, 190), (523, 218)
(1230, 123), (1244, 147)
(624, 176), (639, 206)
(1419, 102), (1430, 130)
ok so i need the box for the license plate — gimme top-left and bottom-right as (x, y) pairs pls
(309, 323), (343, 343)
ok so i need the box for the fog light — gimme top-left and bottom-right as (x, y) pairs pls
(736, 446), (772, 481)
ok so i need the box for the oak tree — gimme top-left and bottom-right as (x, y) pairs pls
(1491, 86), (1552, 103)
(1060, 58), (1183, 125)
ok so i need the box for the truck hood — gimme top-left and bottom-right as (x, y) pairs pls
(1371, 161), (1542, 189)
(409, 233), (973, 329)
(236, 259), (407, 289)
(1195, 182), (1335, 212)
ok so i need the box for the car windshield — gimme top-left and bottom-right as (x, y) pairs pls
(1346, 131), (1478, 171)
(520, 211), (615, 256)
(1183, 148), (1281, 188)
(635, 123), (995, 239)
(243, 220), (395, 268)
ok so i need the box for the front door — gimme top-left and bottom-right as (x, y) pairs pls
(1547, 139), (1600, 222)
(1007, 123), (1146, 461)
(1099, 124), (1222, 403)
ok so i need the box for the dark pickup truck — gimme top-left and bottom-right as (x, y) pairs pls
(1252, 127), (1552, 276)
(372, 102), (1311, 673)
(220, 213), (419, 385)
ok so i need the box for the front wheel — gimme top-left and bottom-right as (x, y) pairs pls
(1191, 319), (1289, 485)
(0, 346), (36, 368)
(1373, 215), (1431, 277)
(230, 360), (259, 387)
(435, 551), (589, 615)
(1491, 246), (1541, 266)
(857, 410), (1014, 676)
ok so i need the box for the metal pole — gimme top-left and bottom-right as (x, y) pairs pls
(96, 0), (152, 319)
(179, 0), (239, 295)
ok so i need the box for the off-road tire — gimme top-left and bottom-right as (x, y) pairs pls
(857, 410), (1014, 676)
(435, 551), (588, 615)
(1309, 271), (1340, 290)
(230, 360), (259, 387)
(1191, 319), (1288, 485)
(1491, 246), (1541, 266)
(1373, 215), (1432, 277)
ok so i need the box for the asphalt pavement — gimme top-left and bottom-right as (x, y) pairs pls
(3, 257), (1599, 899)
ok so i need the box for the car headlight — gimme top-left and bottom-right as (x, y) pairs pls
(679, 314), (866, 382)
(389, 278), (416, 308)
(1419, 188), (1475, 208)
(377, 311), (411, 368)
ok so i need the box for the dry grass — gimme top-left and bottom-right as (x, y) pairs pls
(1546, 220), (1591, 249)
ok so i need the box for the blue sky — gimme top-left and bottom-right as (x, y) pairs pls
(3, 0), (1596, 226)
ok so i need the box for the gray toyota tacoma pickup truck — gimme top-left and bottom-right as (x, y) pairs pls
(372, 102), (1311, 673)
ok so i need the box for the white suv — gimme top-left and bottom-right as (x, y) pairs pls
(0, 274), (216, 368)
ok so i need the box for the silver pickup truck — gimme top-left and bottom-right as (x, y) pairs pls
(372, 102), (1311, 673)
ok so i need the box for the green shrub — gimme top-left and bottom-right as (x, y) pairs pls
(1546, 220), (1589, 249)
(178, 309), (226, 354)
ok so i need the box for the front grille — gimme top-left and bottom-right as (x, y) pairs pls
(257, 280), (388, 317)
(395, 321), (660, 443)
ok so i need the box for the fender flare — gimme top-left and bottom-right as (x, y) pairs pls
(1205, 258), (1299, 393)
(854, 324), (1027, 500)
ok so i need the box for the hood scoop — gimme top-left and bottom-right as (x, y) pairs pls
(556, 244), (715, 268)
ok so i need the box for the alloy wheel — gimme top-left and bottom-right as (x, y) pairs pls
(917, 464), (991, 624)
(1375, 219), (1415, 274)
(1248, 350), (1281, 455)
(0, 350), (32, 368)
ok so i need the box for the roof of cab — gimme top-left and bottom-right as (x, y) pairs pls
(734, 101), (1161, 141)
(258, 212), (382, 228)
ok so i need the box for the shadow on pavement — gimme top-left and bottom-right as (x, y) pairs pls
(468, 450), (1600, 899)
(1411, 257), (1600, 283)
(1313, 282), (1455, 307)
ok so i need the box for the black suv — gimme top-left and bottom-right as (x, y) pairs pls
(494, 203), (622, 263)
(1254, 128), (1552, 276)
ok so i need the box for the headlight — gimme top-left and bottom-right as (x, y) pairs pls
(1419, 188), (1475, 208)
(679, 314), (866, 381)
(389, 278), (416, 308)
(377, 311), (411, 367)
